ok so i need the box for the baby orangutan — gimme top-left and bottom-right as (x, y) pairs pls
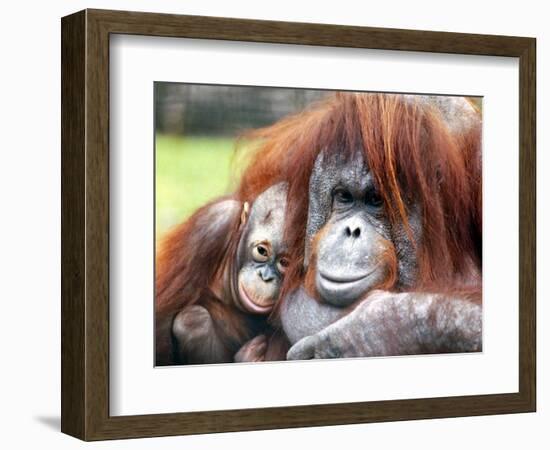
(155, 183), (290, 365)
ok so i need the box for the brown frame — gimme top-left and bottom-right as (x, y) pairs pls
(61, 8), (536, 441)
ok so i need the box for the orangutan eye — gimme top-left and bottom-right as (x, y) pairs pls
(252, 244), (270, 262)
(333, 188), (354, 204)
(277, 257), (289, 274)
(366, 190), (383, 208)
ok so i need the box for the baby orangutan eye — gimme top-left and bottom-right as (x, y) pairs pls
(277, 257), (289, 274)
(252, 244), (270, 262)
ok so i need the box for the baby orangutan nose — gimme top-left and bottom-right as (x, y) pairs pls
(259, 266), (276, 282)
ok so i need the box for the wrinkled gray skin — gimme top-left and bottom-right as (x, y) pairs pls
(172, 183), (288, 364)
(287, 290), (482, 359)
(282, 286), (348, 345)
(282, 98), (482, 357)
(305, 150), (421, 308)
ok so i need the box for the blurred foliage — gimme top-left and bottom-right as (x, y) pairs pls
(155, 135), (237, 238)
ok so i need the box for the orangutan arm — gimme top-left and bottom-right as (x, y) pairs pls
(287, 290), (482, 360)
(172, 305), (234, 365)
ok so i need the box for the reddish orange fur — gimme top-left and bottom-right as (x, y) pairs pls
(156, 197), (240, 314)
(376, 237), (399, 291)
(156, 93), (482, 363)
(232, 93), (482, 312)
(303, 227), (327, 298)
(155, 197), (244, 364)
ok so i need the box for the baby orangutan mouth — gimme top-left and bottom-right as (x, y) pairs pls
(238, 280), (275, 314)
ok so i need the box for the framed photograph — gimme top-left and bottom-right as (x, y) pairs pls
(61, 9), (536, 441)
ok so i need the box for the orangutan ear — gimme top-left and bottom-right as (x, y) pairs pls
(240, 202), (250, 227)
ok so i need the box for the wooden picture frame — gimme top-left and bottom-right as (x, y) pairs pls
(61, 9), (536, 441)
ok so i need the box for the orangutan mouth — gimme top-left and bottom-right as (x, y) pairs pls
(319, 269), (374, 284)
(238, 281), (274, 315)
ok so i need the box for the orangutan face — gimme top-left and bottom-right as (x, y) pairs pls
(236, 183), (289, 314)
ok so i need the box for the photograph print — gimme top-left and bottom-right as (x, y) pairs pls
(154, 84), (482, 366)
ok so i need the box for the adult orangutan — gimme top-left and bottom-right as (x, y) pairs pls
(155, 183), (290, 365)
(281, 146), (482, 359)
(234, 93), (482, 360)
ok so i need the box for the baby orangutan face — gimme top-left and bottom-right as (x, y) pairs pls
(235, 183), (289, 314)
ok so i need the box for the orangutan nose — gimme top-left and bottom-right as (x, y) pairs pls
(258, 266), (275, 282)
(342, 216), (364, 239)
(345, 225), (361, 238)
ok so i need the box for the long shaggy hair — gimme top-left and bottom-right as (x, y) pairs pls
(234, 93), (482, 308)
(156, 197), (242, 316)
(155, 197), (246, 364)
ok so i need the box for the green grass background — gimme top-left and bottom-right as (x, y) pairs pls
(155, 135), (237, 238)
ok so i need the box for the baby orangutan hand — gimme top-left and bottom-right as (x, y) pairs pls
(234, 334), (268, 363)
